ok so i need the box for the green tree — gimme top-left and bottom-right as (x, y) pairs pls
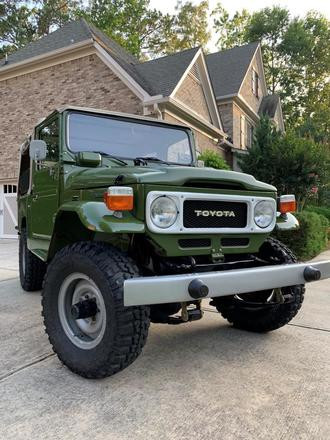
(243, 6), (290, 95)
(198, 149), (230, 170)
(149, 1), (211, 56)
(239, 117), (329, 209)
(0, 0), (81, 55)
(83, 0), (166, 59)
(0, 1), (35, 54)
(212, 4), (330, 128)
(212, 3), (250, 50)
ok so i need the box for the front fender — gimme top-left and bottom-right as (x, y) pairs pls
(275, 212), (299, 231)
(58, 201), (145, 234)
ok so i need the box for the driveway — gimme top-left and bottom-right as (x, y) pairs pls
(0, 239), (329, 440)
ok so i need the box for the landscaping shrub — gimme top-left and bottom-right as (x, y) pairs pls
(305, 205), (330, 223)
(274, 211), (329, 261)
(198, 149), (230, 170)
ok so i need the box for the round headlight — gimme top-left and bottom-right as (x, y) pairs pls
(254, 200), (275, 229)
(150, 196), (178, 229)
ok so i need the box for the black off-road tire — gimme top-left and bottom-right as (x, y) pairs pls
(212, 238), (305, 332)
(42, 242), (150, 379)
(19, 229), (47, 291)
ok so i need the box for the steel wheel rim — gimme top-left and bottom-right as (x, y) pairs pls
(234, 288), (285, 305)
(58, 273), (106, 350)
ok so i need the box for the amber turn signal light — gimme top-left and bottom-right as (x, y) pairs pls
(279, 195), (296, 214)
(104, 187), (133, 211)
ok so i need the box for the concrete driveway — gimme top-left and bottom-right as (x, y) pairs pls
(0, 239), (329, 440)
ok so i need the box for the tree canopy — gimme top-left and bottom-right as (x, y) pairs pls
(0, 1), (211, 59)
(239, 117), (329, 209)
(212, 3), (330, 129)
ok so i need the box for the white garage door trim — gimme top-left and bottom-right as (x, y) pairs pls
(0, 184), (18, 239)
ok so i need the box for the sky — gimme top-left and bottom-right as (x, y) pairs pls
(150, 0), (330, 18)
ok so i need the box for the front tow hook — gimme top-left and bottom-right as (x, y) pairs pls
(303, 266), (321, 282)
(188, 279), (209, 299)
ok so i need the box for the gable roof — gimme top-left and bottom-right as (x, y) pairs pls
(258, 94), (280, 118)
(0, 18), (140, 68)
(134, 47), (200, 96)
(206, 42), (259, 98)
(0, 18), (199, 98)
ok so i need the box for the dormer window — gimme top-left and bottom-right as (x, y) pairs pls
(252, 69), (259, 98)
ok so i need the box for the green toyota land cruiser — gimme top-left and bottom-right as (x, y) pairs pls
(17, 106), (330, 378)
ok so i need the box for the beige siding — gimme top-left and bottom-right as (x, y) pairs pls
(231, 103), (256, 150)
(0, 54), (142, 180)
(232, 103), (242, 148)
(174, 73), (211, 122)
(239, 50), (265, 113)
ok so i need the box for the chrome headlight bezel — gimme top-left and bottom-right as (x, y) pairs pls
(254, 200), (276, 229)
(150, 196), (178, 229)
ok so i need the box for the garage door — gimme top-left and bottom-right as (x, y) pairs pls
(0, 184), (18, 239)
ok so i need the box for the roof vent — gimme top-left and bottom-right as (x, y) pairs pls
(190, 63), (201, 81)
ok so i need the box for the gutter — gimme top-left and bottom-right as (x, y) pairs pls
(143, 95), (227, 139)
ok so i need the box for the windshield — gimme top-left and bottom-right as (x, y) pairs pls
(67, 112), (193, 165)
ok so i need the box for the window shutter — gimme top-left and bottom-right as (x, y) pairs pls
(240, 115), (246, 148)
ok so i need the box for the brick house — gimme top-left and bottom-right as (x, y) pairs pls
(207, 42), (284, 169)
(0, 19), (283, 238)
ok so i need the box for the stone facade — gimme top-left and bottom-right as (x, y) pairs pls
(174, 73), (211, 123)
(0, 54), (142, 180)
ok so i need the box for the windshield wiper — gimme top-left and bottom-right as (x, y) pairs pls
(134, 156), (171, 166)
(92, 151), (128, 166)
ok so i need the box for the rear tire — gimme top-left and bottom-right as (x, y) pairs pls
(212, 238), (305, 332)
(42, 242), (150, 378)
(19, 229), (46, 291)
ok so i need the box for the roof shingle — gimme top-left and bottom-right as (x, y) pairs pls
(0, 19), (93, 67)
(206, 42), (259, 98)
(134, 47), (200, 96)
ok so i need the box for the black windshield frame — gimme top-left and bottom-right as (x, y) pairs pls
(65, 111), (194, 166)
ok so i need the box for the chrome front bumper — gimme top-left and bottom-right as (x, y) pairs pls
(124, 260), (330, 306)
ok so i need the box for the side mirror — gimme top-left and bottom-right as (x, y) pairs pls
(29, 140), (47, 161)
(76, 151), (102, 168)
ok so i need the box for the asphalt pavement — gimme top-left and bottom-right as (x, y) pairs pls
(0, 239), (329, 440)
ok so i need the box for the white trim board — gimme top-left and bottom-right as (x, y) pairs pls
(94, 42), (151, 102)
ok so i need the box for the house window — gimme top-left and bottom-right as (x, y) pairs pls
(246, 121), (254, 148)
(240, 115), (246, 148)
(252, 69), (259, 98)
(4, 185), (17, 194)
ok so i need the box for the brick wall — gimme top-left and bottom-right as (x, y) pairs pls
(174, 73), (211, 122)
(0, 54), (142, 180)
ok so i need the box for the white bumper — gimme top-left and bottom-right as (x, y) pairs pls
(124, 260), (330, 306)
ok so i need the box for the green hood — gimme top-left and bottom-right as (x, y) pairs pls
(66, 164), (276, 192)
